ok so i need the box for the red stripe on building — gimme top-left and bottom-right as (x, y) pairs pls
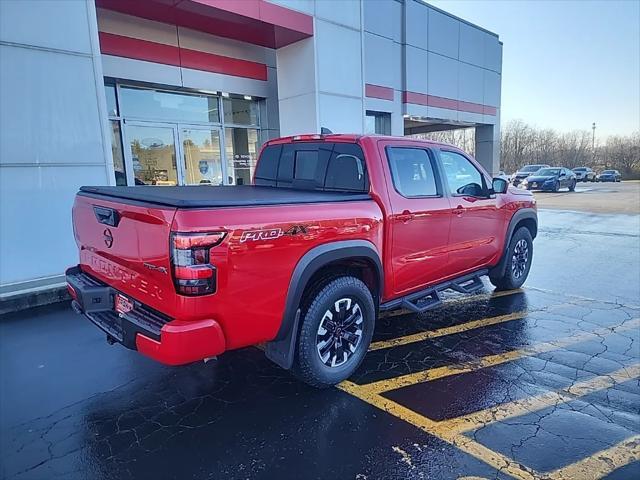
(365, 84), (395, 101)
(402, 90), (497, 116)
(457, 100), (485, 115)
(98, 32), (268, 81)
(99, 32), (180, 67)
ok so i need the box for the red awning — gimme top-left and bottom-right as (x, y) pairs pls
(96, 0), (313, 49)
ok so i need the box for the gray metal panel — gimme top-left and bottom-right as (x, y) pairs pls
(0, 0), (92, 54)
(483, 70), (500, 107)
(1, 46), (105, 165)
(405, 0), (429, 51)
(405, 45), (428, 94)
(458, 62), (484, 104)
(276, 37), (316, 100)
(428, 52), (459, 99)
(363, 0), (402, 42)
(427, 7), (459, 60)
(102, 55), (183, 87)
(315, 0), (361, 30)
(182, 67), (271, 98)
(484, 33), (502, 73)
(316, 19), (363, 98)
(364, 33), (402, 90)
(459, 22), (486, 67)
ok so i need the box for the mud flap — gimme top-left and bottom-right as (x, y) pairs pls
(265, 309), (300, 370)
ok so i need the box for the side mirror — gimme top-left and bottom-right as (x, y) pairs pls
(492, 177), (508, 194)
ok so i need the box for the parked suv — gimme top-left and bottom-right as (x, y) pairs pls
(511, 164), (550, 187)
(522, 167), (577, 192)
(67, 134), (537, 387)
(572, 167), (596, 182)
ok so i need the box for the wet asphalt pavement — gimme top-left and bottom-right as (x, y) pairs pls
(1, 209), (639, 480)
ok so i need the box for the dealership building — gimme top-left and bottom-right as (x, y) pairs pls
(0, 0), (502, 299)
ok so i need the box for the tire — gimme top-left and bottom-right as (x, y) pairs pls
(489, 227), (534, 291)
(553, 180), (560, 192)
(294, 276), (375, 388)
(569, 180), (576, 192)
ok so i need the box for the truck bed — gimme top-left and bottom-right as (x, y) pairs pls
(79, 185), (371, 208)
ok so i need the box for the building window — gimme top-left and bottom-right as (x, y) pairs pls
(223, 96), (259, 126)
(365, 111), (391, 135)
(109, 120), (127, 185)
(106, 83), (263, 186)
(225, 128), (260, 185)
(119, 86), (221, 124)
(105, 84), (118, 117)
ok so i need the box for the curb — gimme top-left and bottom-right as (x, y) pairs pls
(0, 287), (70, 316)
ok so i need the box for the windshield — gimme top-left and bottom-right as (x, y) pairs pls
(573, 168), (586, 172)
(521, 165), (544, 172)
(536, 168), (560, 176)
(602, 170), (615, 174)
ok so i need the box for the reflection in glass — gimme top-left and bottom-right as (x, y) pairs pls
(120, 87), (220, 124)
(128, 125), (178, 186)
(109, 120), (127, 185)
(223, 97), (259, 125)
(182, 129), (223, 185)
(105, 84), (118, 117)
(225, 128), (260, 185)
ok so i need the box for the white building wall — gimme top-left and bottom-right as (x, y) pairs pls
(273, 0), (365, 135)
(0, 0), (111, 295)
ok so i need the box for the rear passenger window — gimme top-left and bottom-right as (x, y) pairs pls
(386, 147), (439, 197)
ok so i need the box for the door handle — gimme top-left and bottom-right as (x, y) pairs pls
(453, 205), (465, 216)
(397, 210), (414, 223)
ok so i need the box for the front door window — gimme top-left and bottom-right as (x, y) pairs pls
(127, 124), (178, 186)
(182, 129), (224, 185)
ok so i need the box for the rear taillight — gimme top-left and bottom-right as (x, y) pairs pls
(170, 232), (226, 296)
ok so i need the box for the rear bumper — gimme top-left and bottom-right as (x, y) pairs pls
(65, 266), (225, 365)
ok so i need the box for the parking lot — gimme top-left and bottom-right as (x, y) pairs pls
(1, 202), (639, 479)
(532, 180), (640, 214)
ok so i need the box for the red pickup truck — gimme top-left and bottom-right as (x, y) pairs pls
(67, 134), (537, 387)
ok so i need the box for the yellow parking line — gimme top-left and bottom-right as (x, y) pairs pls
(370, 310), (528, 351)
(361, 318), (640, 395)
(548, 435), (640, 480)
(338, 381), (540, 479)
(443, 364), (640, 434)
(380, 288), (524, 319)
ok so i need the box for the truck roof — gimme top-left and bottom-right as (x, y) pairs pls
(264, 133), (455, 149)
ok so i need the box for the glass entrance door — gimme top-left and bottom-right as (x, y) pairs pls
(181, 128), (224, 185)
(125, 123), (180, 186)
(123, 122), (225, 186)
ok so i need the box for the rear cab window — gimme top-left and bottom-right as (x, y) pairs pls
(255, 142), (369, 192)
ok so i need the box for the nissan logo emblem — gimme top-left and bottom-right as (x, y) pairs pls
(103, 228), (114, 248)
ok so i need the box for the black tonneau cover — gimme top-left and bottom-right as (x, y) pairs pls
(79, 185), (371, 208)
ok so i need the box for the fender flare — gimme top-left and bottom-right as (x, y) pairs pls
(489, 208), (538, 279)
(265, 240), (383, 369)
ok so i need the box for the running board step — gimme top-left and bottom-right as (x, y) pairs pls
(401, 290), (442, 313)
(380, 269), (489, 314)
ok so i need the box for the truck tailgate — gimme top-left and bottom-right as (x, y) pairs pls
(73, 193), (177, 314)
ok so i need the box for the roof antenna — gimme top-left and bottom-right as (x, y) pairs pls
(320, 127), (333, 135)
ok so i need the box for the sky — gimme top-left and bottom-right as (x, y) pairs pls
(428, 0), (640, 139)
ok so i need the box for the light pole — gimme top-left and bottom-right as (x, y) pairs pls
(592, 122), (596, 162)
